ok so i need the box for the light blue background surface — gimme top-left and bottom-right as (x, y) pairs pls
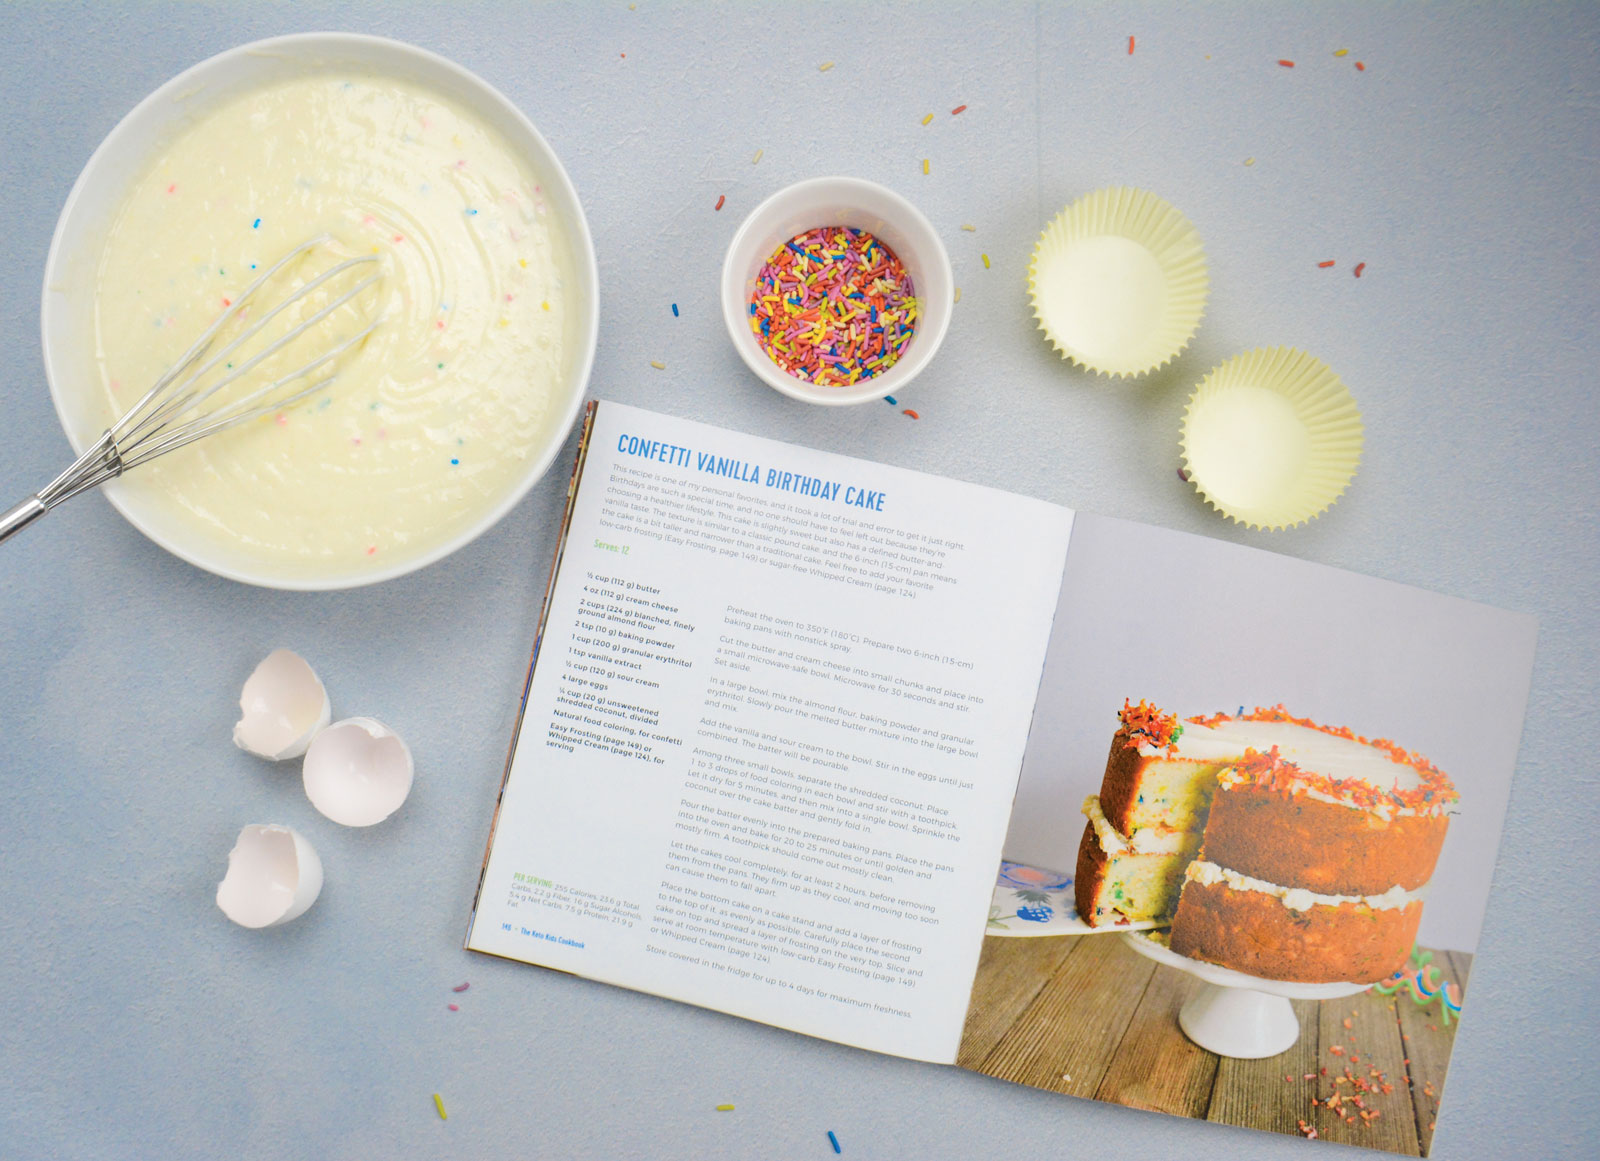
(2, 3), (1595, 1159)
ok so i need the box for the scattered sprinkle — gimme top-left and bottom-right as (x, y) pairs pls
(1356, 61), (1366, 71)
(1354, 262), (1366, 278)
(650, 360), (666, 370)
(166, 183), (177, 194)
(828, 1130), (842, 1153)
(902, 409), (920, 419)
(519, 258), (528, 268)
(752, 148), (764, 164)
(1128, 36), (1135, 55)
(221, 298), (232, 308)
(748, 225), (917, 387)
(818, 61), (834, 72)
(883, 395), (898, 405)
(981, 253), (990, 269)
(715, 194), (726, 211)
(672, 303), (679, 317)
(1244, 157), (1256, 166)
(1278, 59), (1296, 67)
(542, 301), (550, 311)
(465, 207), (478, 215)
(961, 224), (976, 231)
(922, 113), (934, 126)
(447, 1003), (459, 1011)
(433, 1093), (447, 1120)
(922, 158), (930, 175)
(715, 1104), (735, 1112)
(275, 413), (288, 427)
(1178, 467), (1190, 482)
(1318, 260), (1336, 268)
(1334, 48), (1350, 57)
(953, 287), (961, 303)
(252, 218), (261, 229)
(451, 458), (460, 466)
(394, 234), (405, 243)
(950, 104), (967, 115)
(366, 546), (377, 556)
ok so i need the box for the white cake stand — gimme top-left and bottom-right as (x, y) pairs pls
(1122, 931), (1370, 1059)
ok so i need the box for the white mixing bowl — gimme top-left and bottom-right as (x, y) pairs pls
(41, 32), (599, 589)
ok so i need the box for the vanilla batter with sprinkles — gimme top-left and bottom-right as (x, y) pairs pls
(87, 73), (570, 577)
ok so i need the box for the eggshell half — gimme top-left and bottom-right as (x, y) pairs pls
(215, 824), (324, 928)
(302, 717), (414, 827)
(233, 649), (332, 760)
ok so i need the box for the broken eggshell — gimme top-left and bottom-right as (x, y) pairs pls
(302, 717), (414, 827)
(233, 649), (331, 760)
(215, 823), (324, 928)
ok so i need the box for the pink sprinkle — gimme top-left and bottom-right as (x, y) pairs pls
(352, 437), (362, 445)
(363, 214), (376, 226)
(436, 320), (446, 330)
(504, 293), (515, 302)
(448, 1003), (459, 1012)
(166, 183), (177, 194)
(393, 234), (405, 243)
(452, 983), (470, 993)
(275, 413), (288, 427)
(366, 546), (377, 555)
(109, 378), (122, 393)
(457, 159), (467, 168)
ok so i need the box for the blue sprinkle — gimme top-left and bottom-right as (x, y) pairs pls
(828, 1130), (841, 1154)
(465, 208), (478, 216)
(252, 218), (261, 229)
(249, 264), (256, 270)
(671, 303), (679, 317)
(883, 395), (897, 405)
(451, 458), (460, 466)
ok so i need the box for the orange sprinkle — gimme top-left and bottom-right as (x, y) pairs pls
(1278, 59), (1295, 67)
(950, 104), (967, 115)
(714, 195), (725, 211)
(221, 298), (232, 307)
(1356, 61), (1366, 71)
(1128, 36), (1135, 55)
(1354, 262), (1367, 278)
(901, 409), (920, 419)
(1318, 260), (1336, 268)
(366, 546), (377, 556)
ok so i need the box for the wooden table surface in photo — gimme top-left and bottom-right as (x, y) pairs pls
(959, 935), (1470, 1157)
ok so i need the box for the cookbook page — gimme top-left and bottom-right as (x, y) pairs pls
(468, 402), (1073, 1063)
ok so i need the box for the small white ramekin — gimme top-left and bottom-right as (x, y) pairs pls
(41, 33), (599, 590)
(720, 176), (953, 406)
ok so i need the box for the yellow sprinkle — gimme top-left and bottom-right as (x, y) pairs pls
(433, 1093), (447, 1121)
(716, 1104), (735, 1111)
(542, 300), (550, 310)
(752, 148), (764, 164)
(818, 61), (834, 72)
(953, 287), (962, 303)
(1334, 48), (1349, 57)
(922, 158), (930, 175)
(981, 253), (990, 269)
(650, 360), (665, 370)
(519, 258), (527, 268)
(1244, 157), (1256, 166)
(961, 224), (976, 232)
(498, 318), (509, 327)
(921, 113), (933, 126)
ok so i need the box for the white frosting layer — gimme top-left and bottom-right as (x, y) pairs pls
(1185, 860), (1423, 913)
(1081, 795), (1189, 856)
(1140, 717), (1422, 794)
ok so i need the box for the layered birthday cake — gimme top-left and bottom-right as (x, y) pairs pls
(1074, 702), (1457, 983)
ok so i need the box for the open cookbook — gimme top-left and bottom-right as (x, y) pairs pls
(467, 401), (1536, 1155)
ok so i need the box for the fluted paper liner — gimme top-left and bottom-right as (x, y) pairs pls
(1029, 187), (1208, 378)
(1180, 347), (1364, 530)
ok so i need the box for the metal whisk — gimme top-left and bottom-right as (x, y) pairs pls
(1, 235), (383, 543)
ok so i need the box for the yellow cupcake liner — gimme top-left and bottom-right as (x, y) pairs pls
(1028, 187), (1208, 378)
(1180, 347), (1364, 530)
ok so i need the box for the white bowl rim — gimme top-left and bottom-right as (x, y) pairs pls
(40, 31), (600, 591)
(719, 175), (953, 407)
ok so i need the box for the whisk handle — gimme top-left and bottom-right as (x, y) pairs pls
(0, 495), (47, 543)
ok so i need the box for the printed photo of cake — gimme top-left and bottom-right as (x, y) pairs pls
(1074, 701), (1458, 983)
